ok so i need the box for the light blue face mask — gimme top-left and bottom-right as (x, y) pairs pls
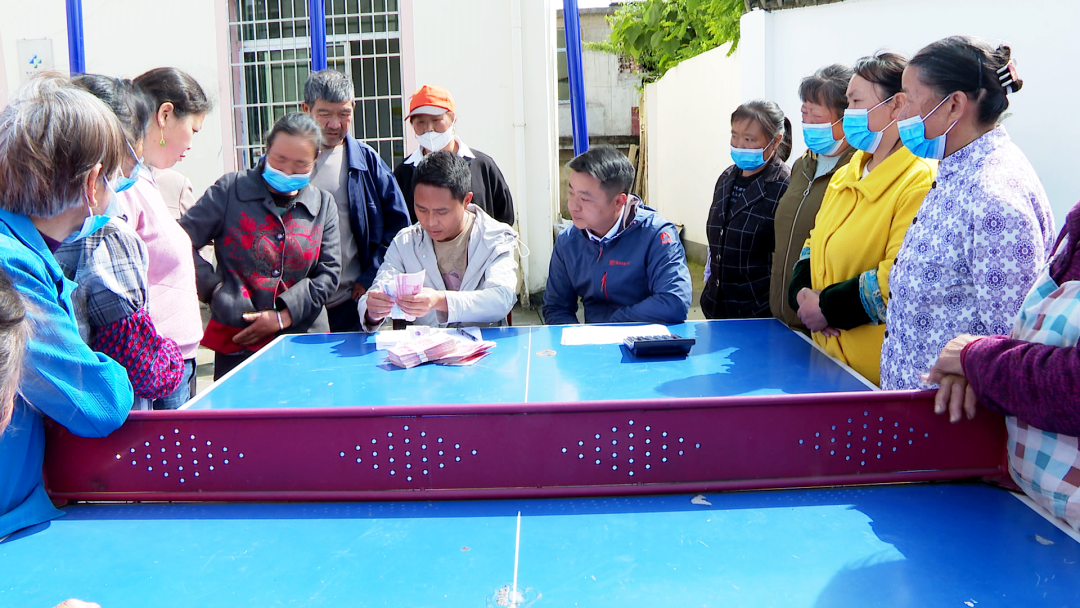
(897, 95), (958, 161)
(730, 145), (769, 171)
(842, 96), (896, 154)
(66, 175), (120, 242)
(115, 143), (142, 193)
(802, 119), (844, 156)
(263, 163), (312, 193)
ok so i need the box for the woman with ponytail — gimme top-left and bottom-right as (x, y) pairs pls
(119, 67), (213, 408)
(880, 36), (1056, 390)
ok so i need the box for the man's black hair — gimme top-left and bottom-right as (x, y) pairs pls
(413, 150), (471, 201)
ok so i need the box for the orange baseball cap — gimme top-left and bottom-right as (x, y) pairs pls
(407, 84), (455, 118)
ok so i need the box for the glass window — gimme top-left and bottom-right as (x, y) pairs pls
(229, 0), (405, 168)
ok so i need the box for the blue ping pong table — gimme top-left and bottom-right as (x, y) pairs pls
(183, 318), (875, 410)
(4, 482), (1078, 606)
(8, 319), (1079, 606)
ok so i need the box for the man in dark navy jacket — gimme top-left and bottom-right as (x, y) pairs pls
(303, 69), (410, 332)
(543, 146), (691, 325)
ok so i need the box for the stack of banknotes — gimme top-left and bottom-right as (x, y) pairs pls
(387, 332), (495, 368)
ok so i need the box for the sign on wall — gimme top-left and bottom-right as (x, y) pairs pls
(17, 39), (54, 84)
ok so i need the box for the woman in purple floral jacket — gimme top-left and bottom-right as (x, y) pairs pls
(880, 36), (1056, 390)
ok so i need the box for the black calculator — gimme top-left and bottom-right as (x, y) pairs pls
(622, 334), (696, 356)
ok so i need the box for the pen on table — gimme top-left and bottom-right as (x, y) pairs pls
(457, 328), (480, 342)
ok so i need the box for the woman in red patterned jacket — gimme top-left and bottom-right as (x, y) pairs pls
(181, 113), (341, 379)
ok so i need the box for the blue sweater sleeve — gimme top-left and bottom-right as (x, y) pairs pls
(7, 252), (133, 437)
(608, 224), (692, 324)
(360, 151), (411, 289)
(542, 235), (581, 325)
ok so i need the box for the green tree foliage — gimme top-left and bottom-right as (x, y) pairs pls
(587, 0), (745, 82)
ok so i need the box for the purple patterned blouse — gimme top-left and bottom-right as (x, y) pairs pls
(880, 126), (1056, 389)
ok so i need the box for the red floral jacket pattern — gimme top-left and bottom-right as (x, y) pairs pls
(180, 161), (341, 336)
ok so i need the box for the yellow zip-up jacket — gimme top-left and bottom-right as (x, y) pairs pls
(804, 147), (936, 385)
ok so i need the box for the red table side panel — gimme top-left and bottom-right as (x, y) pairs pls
(44, 391), (1008, 501)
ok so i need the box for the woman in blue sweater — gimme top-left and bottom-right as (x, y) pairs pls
(0, 74), (133, 539)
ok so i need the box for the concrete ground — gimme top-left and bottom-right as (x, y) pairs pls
(193, 261), (707, 396)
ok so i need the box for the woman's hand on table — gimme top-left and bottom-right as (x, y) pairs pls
(926, 334), (981, 379)
(931, 373), (978, 423)
(925, 334), (982, 423)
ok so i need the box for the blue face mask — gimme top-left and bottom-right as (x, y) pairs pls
(66, 175), (119, 242)
(730, 145), (769, 171)
(897, 95), (957, 161)
(115, 143), (142, 193)
(802, 119), (844, 156)
(263, 163), (312, 193)
(842, 96), (896, 154)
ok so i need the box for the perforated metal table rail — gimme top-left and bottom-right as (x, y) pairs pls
(44, 320), (1008, 501)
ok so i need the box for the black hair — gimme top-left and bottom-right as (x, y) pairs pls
(265, 112), (323, 157)
(133, 67), (213, 118)
(413, 150), (472, 201)
(910, 35), (1021, 126)
(799, 64), (854, 117)
(566, 145), (635, 198)
(853, 51), (908, 101)
(304, 69), (354, 106)
(72, 74), (155, 150)
(732, 100), (792, 162)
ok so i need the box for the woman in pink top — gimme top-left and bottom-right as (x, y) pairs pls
(116, 67), (212, 409)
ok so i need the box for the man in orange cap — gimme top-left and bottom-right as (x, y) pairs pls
(393, 85), (515, 227)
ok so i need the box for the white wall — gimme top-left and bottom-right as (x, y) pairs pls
(558, 49), (640, 137)
(556, 8), (642, 137)
(758, 0), (1080, 225)
(648, 0), (1080, 249)
(645, 43), (740, 249)
(0, 0), (234, 199)
(412, 0), (559, 296)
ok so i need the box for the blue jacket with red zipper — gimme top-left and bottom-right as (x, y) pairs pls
(543, 199), (692, 325)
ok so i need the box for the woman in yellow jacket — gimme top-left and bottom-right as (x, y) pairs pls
(789, 52), (936, 385)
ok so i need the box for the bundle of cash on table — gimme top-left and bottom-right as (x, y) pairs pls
(386, 330), (495, 368)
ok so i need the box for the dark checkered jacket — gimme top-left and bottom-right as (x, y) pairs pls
(701, 158), (791, 319)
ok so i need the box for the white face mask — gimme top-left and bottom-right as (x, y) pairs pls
(417, 126), (455, 153)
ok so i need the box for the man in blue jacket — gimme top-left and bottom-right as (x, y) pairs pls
(303, 69), (410, 332)
(543, 146), (692, 325)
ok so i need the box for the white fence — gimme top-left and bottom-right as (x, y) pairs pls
(647, 0), (1080, 255)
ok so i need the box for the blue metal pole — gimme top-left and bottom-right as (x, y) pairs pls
(309, 0), (327, 71)
(563, 0), (589, 155)
(66, 0), (86, 75)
